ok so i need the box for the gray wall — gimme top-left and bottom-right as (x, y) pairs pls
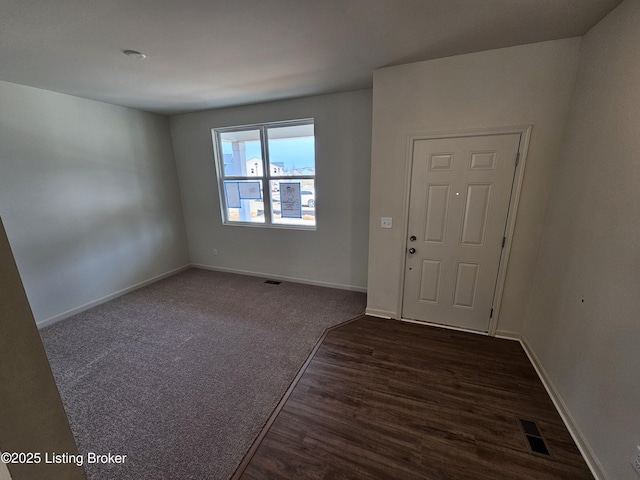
(0, 461), (10, 480)
(0, 218), (85, 480)
(523, 1), (640, 478)
(170, 90), (372, 291)
(366, 39), (581, 335)
(0, 80), (190, 325)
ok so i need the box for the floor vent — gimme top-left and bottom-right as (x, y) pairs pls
(517, 418), (551, 457)
(264, 280), (282, 285)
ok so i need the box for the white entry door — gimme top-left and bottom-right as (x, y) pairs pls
(402, 134), (521, 332)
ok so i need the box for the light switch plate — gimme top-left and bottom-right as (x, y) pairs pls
(380, 217), (392, 229)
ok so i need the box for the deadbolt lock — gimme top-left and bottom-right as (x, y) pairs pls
(410, 235), (417, 242)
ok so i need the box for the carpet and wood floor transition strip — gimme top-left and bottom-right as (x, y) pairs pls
(233, 316), (593, 480)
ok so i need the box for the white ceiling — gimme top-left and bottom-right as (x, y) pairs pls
(0, 0), (622, 115)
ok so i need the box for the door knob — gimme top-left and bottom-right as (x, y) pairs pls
(410, 235), (417, 242)
(408, 248), (416, 254)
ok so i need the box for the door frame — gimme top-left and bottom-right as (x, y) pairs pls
(397, 125), (532, 336)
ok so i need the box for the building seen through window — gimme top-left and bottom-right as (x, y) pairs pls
(213, 119), (315, 228)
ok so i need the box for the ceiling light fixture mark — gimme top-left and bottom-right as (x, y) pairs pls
(123, 50), (146, 59)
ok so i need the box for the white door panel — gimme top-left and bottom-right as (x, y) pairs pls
(402, 134), (520, 332)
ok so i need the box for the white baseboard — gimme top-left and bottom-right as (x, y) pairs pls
(401, 317), (491, 336)
(191, 263), (367, 293)
(519, 337), (608, 480)
(36, 265), (191, 329)
(364, 308), (395, 319)
(495, 330), (522, 341)
(37, 263), (366, 329)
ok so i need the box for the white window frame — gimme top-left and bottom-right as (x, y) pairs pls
(212, 118), (316, 230)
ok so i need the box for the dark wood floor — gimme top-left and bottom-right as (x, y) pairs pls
(236, 316), (593, 480)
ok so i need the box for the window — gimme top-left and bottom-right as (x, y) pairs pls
(213, 119), (316, 229)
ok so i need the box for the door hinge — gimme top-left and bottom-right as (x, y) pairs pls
(490, 308), (494, 319)
(515, 151), (521, 166)
(502, 236), (506, 248)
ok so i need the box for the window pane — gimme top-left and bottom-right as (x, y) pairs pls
(224, 180), (265, 223)
(270, 180), (315, 227)
(219, 129), (263, 177)
(214, 120), (315, 229)
(266, 124), (315, 177)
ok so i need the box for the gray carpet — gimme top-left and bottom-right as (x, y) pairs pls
(40, 268), (366, 480)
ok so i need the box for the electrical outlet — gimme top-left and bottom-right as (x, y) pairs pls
(632, 445), (640, 477)
(213, 249), (218, 256)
